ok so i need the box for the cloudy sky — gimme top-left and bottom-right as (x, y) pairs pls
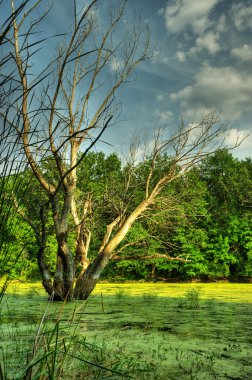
(99, 0), (252, 159)
(4, 0), (252, 159)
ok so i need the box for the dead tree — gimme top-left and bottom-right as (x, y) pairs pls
(1, 0), (150, 299)
(73, 112), (243, 298)
(1, 1), (242, 300)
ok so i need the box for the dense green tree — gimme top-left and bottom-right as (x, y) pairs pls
(198, 150), (252, 278)
(4, 149), (252, 282)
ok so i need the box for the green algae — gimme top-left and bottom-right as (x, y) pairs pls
(0, 282), (252, 379)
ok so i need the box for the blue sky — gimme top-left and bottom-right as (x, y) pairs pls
(3, 0), (252, 160)
(99, 0), (252, 159)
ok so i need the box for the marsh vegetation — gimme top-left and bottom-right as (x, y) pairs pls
(1, 281), (252, 379)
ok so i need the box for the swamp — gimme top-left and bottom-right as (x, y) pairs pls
(1, 1), (252, 379)
(1, 281), (252, 379)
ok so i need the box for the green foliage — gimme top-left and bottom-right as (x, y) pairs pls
(3, 149), (252, 281)
(0, 212), (38, 279)
(115, 260), (150, 280)
(77, 151), (123, 197)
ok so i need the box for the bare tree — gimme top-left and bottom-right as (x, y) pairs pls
(1, 0), (150, 299)
(73, 112), (243, 299)
(1, 1), (241, 301)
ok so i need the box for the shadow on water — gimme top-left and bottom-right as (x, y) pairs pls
(1, 282), (252, 379)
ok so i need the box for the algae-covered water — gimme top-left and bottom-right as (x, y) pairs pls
(0, 281), (252, 379)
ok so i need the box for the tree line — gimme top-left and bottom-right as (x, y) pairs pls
(0, 0), (247, 301)
(2, 149), (252, 284)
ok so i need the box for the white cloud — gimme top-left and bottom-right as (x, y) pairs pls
(170, 64), (252, 120)
(188, 31), (220, 57)
(150, 49), (160, 64)
(225, 128), (248, 148)
(157, 8), (164, 16)
(164, 1), (222, 61)
(232, 3), (252, 31)
(161, 56), (170, 64)
(164, 0), (219, 34)
(192, 16), (212, 35)
(216, 15), (226, 33)
(155, 110), (174, 124)
(194, 31), (220, 54)
(150, 50), (170, 66)
(156, 94), (164, 102)
(185, 122), (207, 144)
(176, 50), (186, 62)
(231, 44), (252, 62)
(224, 128), (252, 159)
(182, 31), (220, 59)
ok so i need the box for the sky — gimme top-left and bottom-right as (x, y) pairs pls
(2, 0), (252, 160)
(100, 0), (252, 159)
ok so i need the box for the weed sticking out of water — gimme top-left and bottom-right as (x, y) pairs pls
(166, 345), (218, 379)
(178, 287), (202, 309)
(115, 288), (128, 303)
(26, 287), (40, 299)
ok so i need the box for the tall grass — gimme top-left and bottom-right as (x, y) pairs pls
(0, 287), (138, 379)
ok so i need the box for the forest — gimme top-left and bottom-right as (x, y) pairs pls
(2, 149), (252, 283)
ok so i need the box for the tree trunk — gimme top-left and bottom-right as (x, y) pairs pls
(53, 255), (66, 300)
(151, 265), (156, 281)
(37, 246), (54, 297)
(74, 251), (110, 300)
(41, 195), (154, 301)
(51, 238), (74, 300)
(74, 198), (153, 300)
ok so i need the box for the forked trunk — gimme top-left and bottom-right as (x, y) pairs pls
(74, 273), (98, 300)
(41, 198), (153, 300)
(74, 251), (110, 300)
(40, 249), (107, 300)
(73, 199), (152, 300)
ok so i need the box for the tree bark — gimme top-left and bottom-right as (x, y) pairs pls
(53, 255), (65, 300)
(37, 246), (53, 297)
(74, 198), (154, 299)
(51, 235), (74, 300)
(74, 250), (110, 299)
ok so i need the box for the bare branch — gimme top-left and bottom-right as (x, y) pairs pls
(112, 254), (190, 263)
(98, 216), (121, 254)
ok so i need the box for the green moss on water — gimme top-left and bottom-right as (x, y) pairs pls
(0, 281), (252, 379)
